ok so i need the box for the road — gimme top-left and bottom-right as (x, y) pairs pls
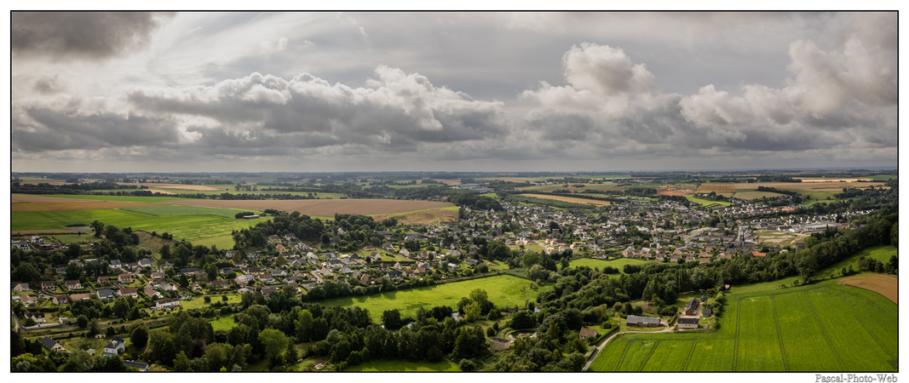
(582, 326), (676, 371)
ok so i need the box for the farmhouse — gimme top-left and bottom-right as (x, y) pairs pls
(677, 316), (700, 329)
(626, 315), (661, 327)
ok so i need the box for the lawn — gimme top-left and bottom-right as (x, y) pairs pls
(12, 204), (268, 248)
(684, 195), (732, 208)
(345, 359), (459, 372)
(210, 315), (237, 332)
(181, 293), (242, 310)
(568, 258), (651, 273)
(322, 274), (544, 322)
(814, 246), (897, 279)
(590, 277), (897, 371)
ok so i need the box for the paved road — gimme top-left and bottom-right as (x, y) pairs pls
(583, 327), (675, 371)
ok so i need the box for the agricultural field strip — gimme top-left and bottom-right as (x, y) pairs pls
(769, 295), (789, 371)
(597, 283), (889, 371)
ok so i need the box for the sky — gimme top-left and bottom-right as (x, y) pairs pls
(11, 12), (898, 172)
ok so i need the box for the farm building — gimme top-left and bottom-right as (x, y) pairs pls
(684, 298), (700, 316)
(677, 316), (700, 329)
(626, 315), (661, 327)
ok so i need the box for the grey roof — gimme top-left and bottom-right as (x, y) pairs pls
(626, 315), (661, 325)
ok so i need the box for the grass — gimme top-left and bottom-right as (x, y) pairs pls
(345, 359), (459, 372)
(567, 258), (651, 274)
(210, 315), (237, 332)
(322, 274), (544, 322)
(814, 246), (897, 279)
(182, 293), (242, 310)
(684, 195), (732, 208)
(590, 277), (897, 371)
(12, 204), (268, 248)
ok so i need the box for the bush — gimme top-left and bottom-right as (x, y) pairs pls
(459, 359), (477, 372)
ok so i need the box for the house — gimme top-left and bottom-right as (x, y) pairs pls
(118, 273), (134, 284)
(684, 298), (700, 316)
(137, 258), (153, 268)
(52, 295), (70, 305)
(103, 337), (126, 357)
(41, 281), (56, 292)
(118, 287), (139, 298)
(13, 283), (30, 292)
(626, 315), (661, 327)
(751, 251), (767, 258)
(579, 326), (599, 341)
(40, 337), (66, 353)
(96, 288), (115, 300)
(677, 316), (700, 329)
(155, 298), (181, 310)
(64, 280), (82, 290)
(123, 360), (149, 372)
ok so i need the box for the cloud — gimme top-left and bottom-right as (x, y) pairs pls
(518, 18), (896, 160)
(9, 12), (896, 171)
(126, 67), (507, 156)
(12, 102), (180, 152)
(12, 12), (174, 60)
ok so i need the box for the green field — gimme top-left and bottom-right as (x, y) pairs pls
(12, 204), (267, 248)
(815, 246), (897, 279)
(345, 359), (460, 372)
(210, 315), (237, 332)
(323, 274), (543, 321)
(684, 195), (732, 208)
(568, 258), (651, 273)
(590, 278), (897, 371)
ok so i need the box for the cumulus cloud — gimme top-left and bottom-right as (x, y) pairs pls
(9, 12), (897, 171)
(126, 66), (506, 155)
(518, 15), (895, 161)
(12, 12), (174, 59)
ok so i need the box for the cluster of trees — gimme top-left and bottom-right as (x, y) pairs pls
(135, 290), (499, 371)
(11, 181), (139, 194)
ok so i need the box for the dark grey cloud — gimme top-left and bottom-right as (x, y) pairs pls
(12, 12), (174, 59)
(13, 105), (180, 152)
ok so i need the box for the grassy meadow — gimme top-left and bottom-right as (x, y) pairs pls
(322, 274), (543, 322)
(12, 200), (267, 248)
(590, 278), (897, 372)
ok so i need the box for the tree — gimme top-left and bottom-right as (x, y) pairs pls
(90, 220), (105, 238)
(130, 325), (149, 351)
(452, 326), (487, 360)
(147, 332), (177, 365)
(509, 310), (536, 330)
(258, 328), (290, 365)
(382, 309), (405, 330)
